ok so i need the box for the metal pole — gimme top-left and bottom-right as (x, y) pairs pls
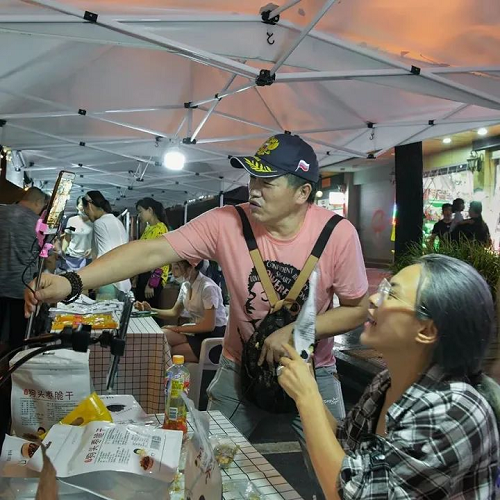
(191, 71), (240, 142)
(219, 191), (224, 207)
(200, 106), (280, 134)
(268, 0), (303, 18)
(23, 0), (259, 79)
(275, 68), (411, 83)
(24, 259), (45, 340)
(189, 83), (255, 108)
(183, 203), (188, 225)
(196, 132), (273, 145)
(375, 104), (470, 158)
(303, 29), (500, 109)
(270, 0), (339, 75)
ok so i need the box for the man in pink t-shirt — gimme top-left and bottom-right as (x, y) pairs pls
(25, 133), (368, 499)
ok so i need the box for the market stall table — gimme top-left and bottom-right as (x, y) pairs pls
(158, 411), (303, 500)
(89, 316), (172, 413)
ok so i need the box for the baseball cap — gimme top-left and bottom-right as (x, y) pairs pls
(229, 134), (319, 183)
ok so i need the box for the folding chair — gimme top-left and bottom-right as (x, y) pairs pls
(186, 337), (223, 409)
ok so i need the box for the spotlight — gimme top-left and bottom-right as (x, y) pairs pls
(442, 137), (452, 144)
(163, 148), (185, 171)
(477, 128), (488, 136)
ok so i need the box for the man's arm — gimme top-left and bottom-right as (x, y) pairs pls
(315, 293), (369, 340)
(25, 238), (181, 314)
(259, 293), (369, 366)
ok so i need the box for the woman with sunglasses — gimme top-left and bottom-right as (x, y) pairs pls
(81, 191), (131, 299)
(278, 254), (500, 499)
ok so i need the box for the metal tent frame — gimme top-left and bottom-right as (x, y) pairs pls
(0, 0), (499, 208)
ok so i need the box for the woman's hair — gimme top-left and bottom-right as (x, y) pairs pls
(415, 254), (500, 430)
(451, 198), (465, 213)
(415, 254), (494, 377)
(82, 191), (112, 213)
(136, 197), (169, 226)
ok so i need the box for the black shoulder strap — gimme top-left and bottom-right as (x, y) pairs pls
(311, 214), (343, 258)
(285, 214), (343, 303)
(235, 205), (257, 251)
(235, 205), (344, 310)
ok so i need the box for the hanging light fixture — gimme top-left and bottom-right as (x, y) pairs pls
(163, 148), (185, 171)
(466, 150), (483, 172)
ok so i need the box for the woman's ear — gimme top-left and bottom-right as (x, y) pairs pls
(415, 320), (438, 346)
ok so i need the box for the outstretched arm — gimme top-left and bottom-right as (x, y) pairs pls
(25, 237), (181, 315)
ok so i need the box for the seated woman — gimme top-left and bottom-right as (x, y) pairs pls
(277, 254), (500, 499)
(135, 260), (227, 362)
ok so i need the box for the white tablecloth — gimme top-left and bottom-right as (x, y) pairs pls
(89, 317), (172, 413)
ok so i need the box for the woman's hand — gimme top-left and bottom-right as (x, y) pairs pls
(144, 285), (154, 299)
(134, 301), (152, 312)
(278, 343), (319, 408)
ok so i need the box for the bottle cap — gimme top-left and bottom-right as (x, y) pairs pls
(173, 355), (185, 365)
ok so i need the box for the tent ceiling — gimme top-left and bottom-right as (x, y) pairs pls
(1, 0), (499, 209)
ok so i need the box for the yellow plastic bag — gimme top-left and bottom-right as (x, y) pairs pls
(59, 392), (112, 427)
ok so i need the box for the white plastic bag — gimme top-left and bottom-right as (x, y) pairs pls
(293, 267), (318, 361)
(10, 349), (91, 438)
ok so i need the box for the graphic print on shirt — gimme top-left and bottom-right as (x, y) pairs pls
(244, 260), (310, 330)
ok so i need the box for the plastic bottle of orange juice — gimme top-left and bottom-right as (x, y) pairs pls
(163, 355), (190, 434)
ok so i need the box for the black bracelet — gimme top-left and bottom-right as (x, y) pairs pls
(61, 272), (84, 304)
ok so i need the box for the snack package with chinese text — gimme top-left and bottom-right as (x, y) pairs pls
(10, 349), (91, 439)
(28, 422), (183, 500)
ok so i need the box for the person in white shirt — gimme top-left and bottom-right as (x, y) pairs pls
(61, 197), (93, 271)
(135, 260), (227, 362)
(81, 191), (131, 298)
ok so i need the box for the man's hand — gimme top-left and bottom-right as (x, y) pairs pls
(24, 275), (72, 318)
(277, 344), (318, 407)
(84, 249), (92, 258)
(144, 285), (154, 299)
(258, 323), (294, 368)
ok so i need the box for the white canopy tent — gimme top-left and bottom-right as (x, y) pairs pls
(1, 0), (499, 208)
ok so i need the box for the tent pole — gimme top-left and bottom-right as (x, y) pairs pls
(6, 122), (149, 164)
(253, 88), (284, 129)
(189, 83), (255, 108)
(196, 132), (274, 145)
(0, 85), (174, 139)
(183, 203), (188, 225)
(270, 0), (339, 74)
(200, 106), (280, 134)
(21, 0), (260, 79)
(191, 70), (241, 141)
(375, 104), (470, 158)
(304, 135), (367, 157)
(295, 28), (500, 109)
(268, 0), (303, 18)
(276, 68), (411, 83)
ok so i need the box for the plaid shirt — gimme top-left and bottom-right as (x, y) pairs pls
(336, 365), (499, 499)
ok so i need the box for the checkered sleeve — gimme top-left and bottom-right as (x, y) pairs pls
(337, 384), (498, 499)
